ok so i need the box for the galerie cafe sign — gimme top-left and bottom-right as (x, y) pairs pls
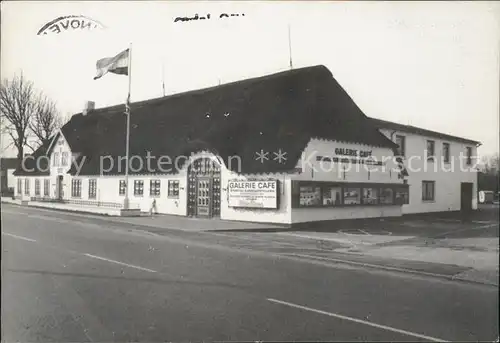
(227, 180), (279, 209)
(316, 147), (384, 166)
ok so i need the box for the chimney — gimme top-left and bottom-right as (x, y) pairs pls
(82, 101), (95, 115)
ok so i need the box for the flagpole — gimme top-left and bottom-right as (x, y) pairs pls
(124, 43), (132, 210)
(288, 24), (293, 70)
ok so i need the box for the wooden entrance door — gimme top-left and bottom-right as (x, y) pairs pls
(187, 157), (221, 218)
(196, 177), (211, 217)
(460, 182), (473, 213)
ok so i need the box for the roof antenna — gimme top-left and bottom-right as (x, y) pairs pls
(288, 24), (293, 70)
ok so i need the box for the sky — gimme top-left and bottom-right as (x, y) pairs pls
(1, 1), (499, 157)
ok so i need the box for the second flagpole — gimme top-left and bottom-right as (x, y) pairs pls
(124, 42), (132, 210)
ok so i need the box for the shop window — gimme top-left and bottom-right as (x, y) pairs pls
(168, 180), (179, 198)
(379, 187), (394, 204)
(71, 179), (81, 198)
(362, 187), (378, 205)
(150, 180), (161, 196)
(44, 179), (50, 196)
(119, 180), (126, 195)
(395, 187), (410, 205)
(299, 185), (322, 207)
(24, 179), (30, 195)
(395, 135), (406, 157)
(422, 181), (435, 201)
(89, 179), (97, 199)
(322, 186), (342, 206)
(343, 187), (361, 205)
(134, 180), (144, 196)
(426, 140), (435, 161)
(35, 179), (40, 196)
(442, 143), (450, 163)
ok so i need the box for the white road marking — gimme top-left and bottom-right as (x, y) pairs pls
(267, 298), (449, 342)
(2, 232), (37, 242)
(83, 253), (157, 273)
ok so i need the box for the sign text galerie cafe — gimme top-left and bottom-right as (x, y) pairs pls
(227, 138), (409, 221)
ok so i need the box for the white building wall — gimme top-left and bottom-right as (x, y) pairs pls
(291, 205), (402, 223)
(379, 128), (479, 214)
(7, 169), (15, 188)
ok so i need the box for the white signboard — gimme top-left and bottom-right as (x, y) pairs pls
(228, 180), (279, 209)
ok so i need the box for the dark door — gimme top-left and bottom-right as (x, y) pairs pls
(56, 175), (63, 200)
(460, 182), (473, 213)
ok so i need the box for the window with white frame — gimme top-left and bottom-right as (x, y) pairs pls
(466, 147), (472, 165)
(71, 179), (82, 198)
(88, 179), (97, 199)
(24, 178), (30, 195)
(134, 180), (144, 196)
(150, 180), (161, 196)
(426, 140), (435, 161)
(61, 152), (68, 166)
(44, 179), (50, 196)
(53, 152), (59, 166)
(442, 143), (450, 163)
(395, 135), (406, 157)
(119, 180), (126, 195)
(167, 180), (179, 198)
(35, 179), (40, 196)
(17, 178), (22, 194)
(422, 181), (435, 201)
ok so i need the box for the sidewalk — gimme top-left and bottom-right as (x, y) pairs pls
(278, 230), (499, 286)
(108, 212), (286, 231)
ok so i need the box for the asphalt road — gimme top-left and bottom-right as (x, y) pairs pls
(1, 204), (498, 342)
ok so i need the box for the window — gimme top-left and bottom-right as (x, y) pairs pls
(35, 179), (40, 196)
(88, 179), (97, 199)
(291, 182), (407, 208)
(362, 187), (379, 205)
(299, 185), (322, 206)
(466, 147), (472, 165)
(322, 186), (342, 206)
(119, 180), (126, 195)
(379, 187), (394, 204)
(442, 143), (450, 163)
(24, 179), (30, 195)
(44, 179), (50, 196)
(395, 135), (406, 157)
(17, 178), (22, 194)
(426, 140), (435, 160)
(61, 152), (68, 166)
(343, 187), (361, 205)
(395, 187), (409, 205)
(53, 152), (59, 166)
(150, 180), (161, 196)
(134, 180), (144, 196)
(422, 181), (435, 201)
(167, 180), (179, 198)
(71, 179), (82, 198)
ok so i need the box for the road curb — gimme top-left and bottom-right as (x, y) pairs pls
(283, 253), (499, 287)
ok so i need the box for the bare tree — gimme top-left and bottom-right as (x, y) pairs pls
(480, 153), (500, 175)
(0, 74), (38, 160)
(30, 96), (62, 148)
